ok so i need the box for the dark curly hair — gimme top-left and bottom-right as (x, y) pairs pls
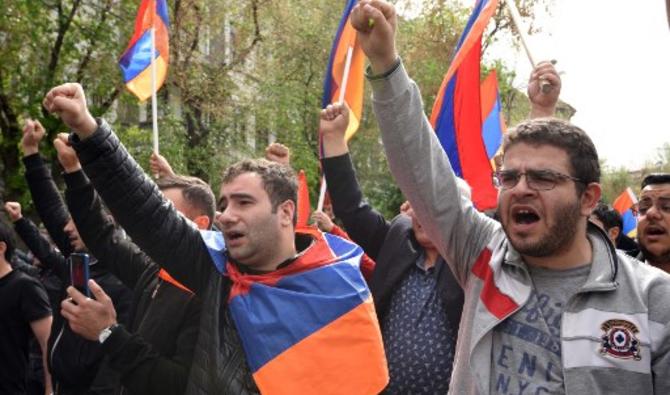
(503, 118), (600, 195)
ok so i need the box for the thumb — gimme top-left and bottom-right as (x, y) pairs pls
(88, 279), (108, 302)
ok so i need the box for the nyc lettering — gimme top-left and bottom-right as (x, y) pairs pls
(495, 345), (559, 395)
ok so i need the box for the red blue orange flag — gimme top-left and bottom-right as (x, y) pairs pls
(429, 0), (499, 210)
(322, 0), (365, 141)
(613, 187), (638, 238)
(119, 0), (170, 101)
(201, 228), (388, 394)
(480, 70), (507, 163)
(296, 170), (311, 228)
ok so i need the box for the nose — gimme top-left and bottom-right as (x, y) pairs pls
(508, 174), (536, 197)
(643, 203), (663, 220)
(218, 205), (239, 226)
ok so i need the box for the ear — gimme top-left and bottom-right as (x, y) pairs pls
(0, 241), (6, 255)
(580, 182), (601, 217)
(193, 215), (211, 230)
(608, 226), (621, 241)
(278, 200), (296, 227)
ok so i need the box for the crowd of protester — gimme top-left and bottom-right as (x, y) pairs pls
(2, 1), (670, 394)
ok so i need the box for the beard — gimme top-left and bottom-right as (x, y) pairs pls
(504, 198), (582, 258)
(640, 243), (670, 267)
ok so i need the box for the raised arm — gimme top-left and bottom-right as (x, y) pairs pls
(6, 202), (68, 282)
(53, 136), (152, 290)
(350, 0), (499, 283)
(528, 60), (561, 119)
(319, 103), (391, 259)
(21, 119), (73, 256)
(43, 83), (214, 293)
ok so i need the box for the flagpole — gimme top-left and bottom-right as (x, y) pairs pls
(317, 45), (354, 212)
(504, 0), (551, 93)
(150, 26), (159, 154)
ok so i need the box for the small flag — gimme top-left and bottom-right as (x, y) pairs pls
(296, 170), (311, 228)
(322, 0), (365, 142)
(429, 0), (499, 210)
(612, 187), (638, 238)
(119, 0), (170, 101)
(480, 70), (507, 163)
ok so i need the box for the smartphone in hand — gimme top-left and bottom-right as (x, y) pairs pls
(68, 253), (90, 297)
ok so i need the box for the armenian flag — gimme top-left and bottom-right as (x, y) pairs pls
(119, 0), (170, 101)
(296, 170), (311, 228)
(201, 228), (388, 394)
(480, 70), (506, 163)
(429, 0), (499, 210)
(612, 187), (638, 238)
(322, 0), (365, 141)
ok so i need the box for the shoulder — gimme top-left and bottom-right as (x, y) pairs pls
(617, 252), (670, 322)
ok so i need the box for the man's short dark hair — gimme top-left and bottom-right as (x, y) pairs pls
(503, 118), (600, 195)
(156, 175), (216, 227)
(592, 202), (623, 231)
(221, 159), (298, 226)
(0, 221), (16, 262)
(641, 173), (670, 189)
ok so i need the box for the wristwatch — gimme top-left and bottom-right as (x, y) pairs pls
(98, 323), (120, 344)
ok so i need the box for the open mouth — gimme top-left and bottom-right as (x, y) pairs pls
(225, 231), (245, 243)
(512, 207), (540, 225)
(645, 225), (667, 237)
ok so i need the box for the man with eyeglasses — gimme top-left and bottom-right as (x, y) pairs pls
(351, 1), (670, 393)
(637, 173), (670, 272)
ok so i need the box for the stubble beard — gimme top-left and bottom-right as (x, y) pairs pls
(505, 199), (582, 258)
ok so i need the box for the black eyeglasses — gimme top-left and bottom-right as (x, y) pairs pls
(493, 169), (584, 191)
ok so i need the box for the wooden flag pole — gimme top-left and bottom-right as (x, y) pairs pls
(150, 27), (159, 154)
(317, 45), (354, 212)
(504, 0), (551, 93)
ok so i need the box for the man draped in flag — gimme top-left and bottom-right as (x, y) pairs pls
(43, 80), (388, 394)
(119, 0), (170, 101)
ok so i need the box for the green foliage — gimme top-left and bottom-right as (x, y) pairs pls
(2, 0), (566, 224)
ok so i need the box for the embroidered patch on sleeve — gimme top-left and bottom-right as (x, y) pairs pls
(600, 319), (641, 361)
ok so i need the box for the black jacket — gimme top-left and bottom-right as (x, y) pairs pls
(62, 169), (202, 395)
(71, 120), (257, 394)
(321, 153), (464, 334)
(22, 154), (133, 395)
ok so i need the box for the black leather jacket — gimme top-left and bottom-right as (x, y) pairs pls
(71, 120), (258, 394)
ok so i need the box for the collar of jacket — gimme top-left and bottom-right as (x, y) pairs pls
(502, 221), (619, 293)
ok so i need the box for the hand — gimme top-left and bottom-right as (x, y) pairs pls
(4, 202), (22, 222)
(21, 119), (46, 156)
(43, 83), (97, 138)
(311, 211), (335, 232)
(265, 143), (291, 165)
(150, 152), (175, 177)
(60, 280), (117, 341)
(53, 133), (81, 173)
(528, 60), (561, 118)
(319, 103), (350, 158)
(350, 0), (398, 74)
(399, 200), (410, 214)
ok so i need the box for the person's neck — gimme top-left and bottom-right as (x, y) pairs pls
(424, 247), (440, 269)
(251, 233), (298, 273)
(0, 261), (13, 279)
(523, 233), (592, 270)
